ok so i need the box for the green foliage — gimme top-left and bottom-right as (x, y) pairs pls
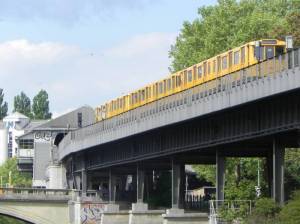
(278, 190), (300, 224)
(246, 198), (281, 224)
(32, 89), (52, 120)
(169, 0), (299, 72)
(285, 149), (300, 199)
(192, 164), (215, 185)
(13, 92), (32, 118)
(0, 88), (8, 120)
(146, 172), (171, 208)
(219, 202), (250, 223)
(0, 215), (27, 224)
(225, 158), (267, 200)
(0, 158), (32, 187)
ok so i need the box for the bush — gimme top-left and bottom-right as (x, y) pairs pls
(246, 198), (280, 224)
(278, 190), (300, 224)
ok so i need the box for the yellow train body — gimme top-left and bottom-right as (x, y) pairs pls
(95, 39), (286, 121)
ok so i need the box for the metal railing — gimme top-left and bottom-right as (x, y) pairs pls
(209, 200), (252, 224)
(58, 48), (300, 159)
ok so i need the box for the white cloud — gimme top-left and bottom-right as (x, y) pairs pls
(0, 32), (177, 115)
(0, 0), (160, 24)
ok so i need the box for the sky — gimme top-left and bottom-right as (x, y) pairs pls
(0, 0), (217, 118)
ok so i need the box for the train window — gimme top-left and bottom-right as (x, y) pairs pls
(148, 87), (150, 98)
(222, 56), (227, 69)
(159, 82), (163, 94)
(241, 47), (245, 63)
(163, 80), (167, 92)
(229, 51), (232, 67)
(217, 56), (221, 71)
(260, 46), (265, 60)
(167, 79), (171, 90)
(176, 75), (181, 87)
(208, 62), (211, 74)
(155, 83), (158, 96)
(213, 60), (216, 73)
(141, 90), (145, 101)
(198, 66), (202, 78)
(193, 66), (197, 80)
(188, 70), (193, 82)
(172, 76), (176, 88)
(203, 62), (207, 76)
(266, 46), (274, 59)
(145, 88), (148, 99)
(234, 51), (240, 65)
(184, 71), (187, 84)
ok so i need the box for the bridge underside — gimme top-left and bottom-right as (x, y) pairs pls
(63, 88), (300, 208)
(69, 89), (300, 170)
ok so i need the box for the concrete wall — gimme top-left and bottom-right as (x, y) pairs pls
(0, 201), (69, 224)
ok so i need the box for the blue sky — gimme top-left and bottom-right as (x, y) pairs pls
(0, 0), (217, 117)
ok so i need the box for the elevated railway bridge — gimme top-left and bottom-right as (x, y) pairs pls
(0, 48), (299, 224)
(58, 49), (300, 207)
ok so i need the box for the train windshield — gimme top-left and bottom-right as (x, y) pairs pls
(275, 46), (284, 56)
(266, 46), (274, 59)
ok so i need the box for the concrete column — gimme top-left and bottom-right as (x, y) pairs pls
(109, 169), (117, 203)
(136, 165), (145, 203)
(216, 150), (225, 201)
(267, 151), (273, 197)
(171, 160), (181, 209)
(81, 169), (87, 196)
(272, 140), (285, 205)
(179, 164), (185, 209)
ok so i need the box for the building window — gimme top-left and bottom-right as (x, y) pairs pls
(19, 139), (34, 149)
(77, 112), (82, 128)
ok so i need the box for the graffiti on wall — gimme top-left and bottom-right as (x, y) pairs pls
(81, 203), (105, 224)
(34, 131), (52, 142)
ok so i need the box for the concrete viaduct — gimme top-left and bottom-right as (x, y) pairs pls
(0, 48), (299, 224)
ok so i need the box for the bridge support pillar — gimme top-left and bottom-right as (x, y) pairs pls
(81, 169), (87, 196)
(216, 150), (225, 201)
(272, 140), (285, 205)
(165, 159), (184, 216)
(108, 169), (117, 203)
(136, 165), (145, 203)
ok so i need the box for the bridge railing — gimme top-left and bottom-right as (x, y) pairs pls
(58, 48), (300, 159)
(0, 187), (81, 201)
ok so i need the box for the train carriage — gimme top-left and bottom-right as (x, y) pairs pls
(96, 39), (287, 122)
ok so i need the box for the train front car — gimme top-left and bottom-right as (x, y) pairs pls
(251, 39), (286, 62)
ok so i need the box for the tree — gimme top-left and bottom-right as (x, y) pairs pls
(169, 0), (297, 72)
(32, 90), (52, 120)
(13, 92), (32, 118)
(0, 158), (31, 224)
(0, 89), (8, 120)
(0, 158), (31, 187)
(172, 0), (300, 202)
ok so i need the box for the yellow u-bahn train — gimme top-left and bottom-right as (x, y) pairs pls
(95, 39), (287, 121)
